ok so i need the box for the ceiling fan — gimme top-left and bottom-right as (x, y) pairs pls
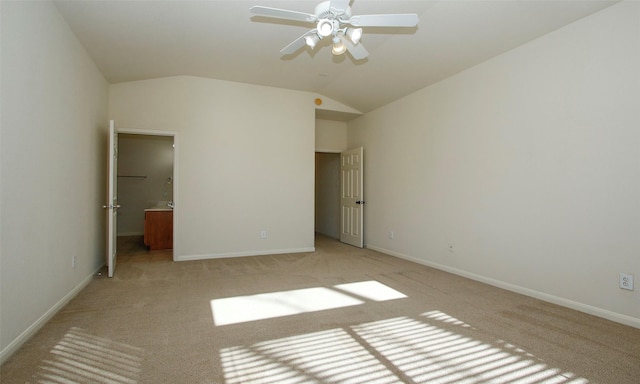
(250, 0), (419, 60)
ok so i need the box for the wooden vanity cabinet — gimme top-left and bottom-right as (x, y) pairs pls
(144, 210), (173, 250)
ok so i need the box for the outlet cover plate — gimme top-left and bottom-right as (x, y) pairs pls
(620, 273), (634, 291)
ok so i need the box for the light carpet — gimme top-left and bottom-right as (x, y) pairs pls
(1, 235), (639, 383)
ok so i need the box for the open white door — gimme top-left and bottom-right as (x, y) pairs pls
(340, 147), (364, 248)
(104, 120), (119, 277)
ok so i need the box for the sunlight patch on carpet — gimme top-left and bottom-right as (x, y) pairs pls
(220, 312), (588, 384)
(211, 280), (406, 326)
(352, 315), (589, 384)
(334, 280), (407, 301)
(422, 310), (473, 328)
(220, 328), (401, 384)
(35, 327), (143, 384)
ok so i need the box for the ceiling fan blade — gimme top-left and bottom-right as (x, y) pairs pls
(329, 0), (350, 15)
(280, 30), (316, 55)
(340, 35), (369, 60)
(250, 6), (317, 23)
(347, 14), (419, 28)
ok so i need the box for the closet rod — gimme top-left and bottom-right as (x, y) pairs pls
(117, 175), (147, 179)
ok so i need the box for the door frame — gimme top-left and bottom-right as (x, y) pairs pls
(117, 128), (179, 261)
(314, 148), (364, 247)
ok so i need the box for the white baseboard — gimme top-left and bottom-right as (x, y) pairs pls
(176, 247), (316, 261)
(366, 244), (640, 329)
(0, 265), (103, 365)
(117, 232), (143, 237)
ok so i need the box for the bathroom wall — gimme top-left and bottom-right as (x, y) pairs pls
(117, 134), (174, 236)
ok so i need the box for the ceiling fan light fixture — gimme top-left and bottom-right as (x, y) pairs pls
(345, 27), (362, 44)
(331, 39), (346, 55)
(305, 33), (321, 48)
(317, 19), (334, 37)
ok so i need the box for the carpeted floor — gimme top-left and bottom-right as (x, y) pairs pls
(1, 235), (639, 383)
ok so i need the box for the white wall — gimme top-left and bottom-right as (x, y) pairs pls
(315, 119), (348, 152)
(109, 76), (316, 259)
(348, 1), (640, 327)
(117, 134), (174, 236)
(0, 1), (108, 361)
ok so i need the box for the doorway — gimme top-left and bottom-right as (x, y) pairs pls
(315, 148), (365, 247)
(315, 152), (341, 239)
(117, 131), (176, 258)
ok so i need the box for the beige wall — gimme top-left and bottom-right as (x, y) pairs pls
(315, 119), (348, 152)
(348, 1), (640, 327)
(109, 76), (316, 259)
(0, 1), (108, 360)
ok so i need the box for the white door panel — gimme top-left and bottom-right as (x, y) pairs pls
(340, 147), (364, 248)
(105, 120), (118, 277)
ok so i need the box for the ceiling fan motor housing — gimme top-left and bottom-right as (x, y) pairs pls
(315, 1), (351, 24)
(315, 1), (351, 39)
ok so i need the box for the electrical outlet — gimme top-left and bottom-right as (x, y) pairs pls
(72, 255), (77, 269)
(448, 244), (454, 253)
(389, 231), (394, 239)
(260, 230), (267, 239)
(620, 273), (634, 291)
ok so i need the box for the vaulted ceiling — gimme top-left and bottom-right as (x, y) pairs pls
(54, 0), (618, 118)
